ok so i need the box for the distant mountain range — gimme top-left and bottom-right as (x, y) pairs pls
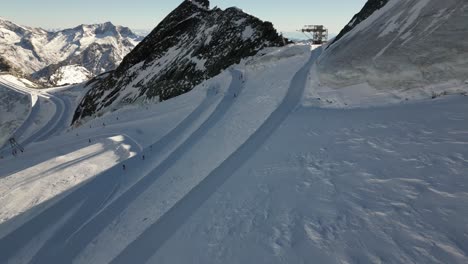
(0, 18), (143, 86)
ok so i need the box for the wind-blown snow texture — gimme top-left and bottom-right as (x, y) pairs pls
(0, 0), (467, 263)
(0, 18), (142, 86)
(318, 0), (468, 94)
(1, 42), (467, 264)
(72, 0), (285, 123)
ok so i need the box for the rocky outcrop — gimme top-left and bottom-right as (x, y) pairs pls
(73, 0), (286, 123)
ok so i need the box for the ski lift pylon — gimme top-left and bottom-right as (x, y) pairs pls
(299, 25), (328, 45)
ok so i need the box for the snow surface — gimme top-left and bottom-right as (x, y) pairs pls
(0, 40), (467, 264)
(50, 65), (92, 86)
(0, 77), (31, 148)
(319, 0), (468, 98)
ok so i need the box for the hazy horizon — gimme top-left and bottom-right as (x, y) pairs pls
(1, 0), (366, 35)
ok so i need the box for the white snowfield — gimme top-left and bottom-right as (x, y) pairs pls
(0, 39), (467, 264)
(315, 0), (468, 106)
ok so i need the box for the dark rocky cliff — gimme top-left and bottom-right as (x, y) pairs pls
(73, 0), (286, 123)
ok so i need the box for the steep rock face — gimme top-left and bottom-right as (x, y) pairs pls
(0, 18), (142, 86)
(72, 0), (285, 123)
(318, 0), (468, 91)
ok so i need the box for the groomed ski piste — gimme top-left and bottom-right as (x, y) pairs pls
(0, 43), (468, 263)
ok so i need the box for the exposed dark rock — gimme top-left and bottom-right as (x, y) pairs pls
(73, 0), (286, 123)
(0, 56), (12, 72)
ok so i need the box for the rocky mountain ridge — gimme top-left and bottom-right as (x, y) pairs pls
(0, 18), (143, 86)
(73, 0), (286, 123)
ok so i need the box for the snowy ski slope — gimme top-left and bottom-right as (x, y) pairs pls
(0, 42), (467, 263)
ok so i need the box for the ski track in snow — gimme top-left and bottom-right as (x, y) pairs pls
(10, 97), (40, 143)
(110, 47), (323, 264)
(20, 94), (67, 146)
(0, 49), (317, 262)
(1, 40), (467, 263)
(32, 69), (243, 263)
(144, 96), (468, 264)
(0, 68), (245, 263)
(0, 77), (69, 153)
(0, 78), (34, 150)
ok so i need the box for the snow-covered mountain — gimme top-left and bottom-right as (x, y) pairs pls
(316, 0), (468, 98)
(72, 0), (286, 123)
(0, 0), (468, 263)
(0, 18), (143, 86)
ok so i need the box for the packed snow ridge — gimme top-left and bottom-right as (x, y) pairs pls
(0, 0), (467, 263)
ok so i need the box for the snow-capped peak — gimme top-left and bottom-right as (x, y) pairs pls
(0, 18), (143, 86)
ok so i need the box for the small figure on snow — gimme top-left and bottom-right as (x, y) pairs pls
(123, 164), (126, 170)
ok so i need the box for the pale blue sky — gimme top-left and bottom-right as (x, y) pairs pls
(1, 0), (366, 34)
